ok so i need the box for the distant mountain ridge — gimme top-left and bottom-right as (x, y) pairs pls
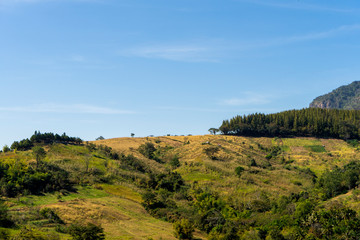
(310, 81), (360, 109)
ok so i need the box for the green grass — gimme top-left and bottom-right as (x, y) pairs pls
(305, 145), (326, 153)
(9, 186), (109, 207)
(182, 171), (219, 182)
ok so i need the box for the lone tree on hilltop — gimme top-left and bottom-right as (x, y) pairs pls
(96, 136), (105, 141)
(208, 128), (219, 135)
(131, 133), (135, 138)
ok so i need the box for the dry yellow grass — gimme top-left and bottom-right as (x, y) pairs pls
(94, 135), (360, 202)
(4, 135), (360, 239)
(45, 191), (206, 240)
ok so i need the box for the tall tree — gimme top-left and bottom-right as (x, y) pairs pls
(32, 146), (46, 168)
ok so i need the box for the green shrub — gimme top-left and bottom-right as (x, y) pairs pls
(173, 219), (194, 240)
(0, 200), (13, 227)
(169, 155), (180, 168)
(0, 228), (9, 240)
(14, 226), (60, 240)
(138, 142), (157, 160)
(68, 222), (105, 240)
(235, 166), (244, 177)
(39, 208), (64, 224)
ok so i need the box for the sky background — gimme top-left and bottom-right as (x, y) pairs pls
(1, 0), (360, 146)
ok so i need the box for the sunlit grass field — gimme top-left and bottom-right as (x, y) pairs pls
(1, 135), (360, 239)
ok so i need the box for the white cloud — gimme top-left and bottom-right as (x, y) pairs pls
(123, 44), (219, 62)
(0, 103), (134, 114)
(221, 92), (272, 106)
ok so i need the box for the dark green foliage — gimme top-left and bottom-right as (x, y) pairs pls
(96, 144), (119, 160)
(2, 145), (10, 153)
(173, 219), (194, 240)
(119, 154), (146, 173)
(11, 131), (82, 151)
(0, 200), (13, 227)
(0, 161), (72, 197)
(68, 222), (105, 240)
(203, 146), (220, 160)
(250, 159), (257, 167)
(32, 146), (46, 167)
(169, 155), (181, 168)
(138, 142), (160, 162)
(147, 172), (185, 192)
(141, 190), (166, 211)
(0, 229), (9, 240)
(310, 81), (360, 110)
(266, 146), (282, 159)
(193, 191), (227, 233)
(249, 192), (271, 213)
(11, 139), (33, 151)
(347, 139), (359, 147)
(235, 166), (244, 177)
(14, 226), (60, 240)
(295, 204), (360, 239)
(141, 172), (188, 220)
(266, 228), (285, 240)
(39, 208), (64, 224)
(317, 161), (360, 200)
(30, 131), (82, 145)
(208, 128), (219, 135)
(219, 108), (360, 139)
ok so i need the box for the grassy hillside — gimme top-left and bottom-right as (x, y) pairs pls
(96, 135), (360, 200)
(0, 144), (191, 240)
(1, 135), (360, 239)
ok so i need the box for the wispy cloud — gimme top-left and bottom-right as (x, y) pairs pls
(239, 24), (360, 50)
(123, 24), (360, 63)
(122, 44), (219, 62)
(221, 92), (272, 106)
(0, 103), (134, 114)
(281, 24), (360, 43)
(237, 0), (356, 13)
(155, 106), (229, 113)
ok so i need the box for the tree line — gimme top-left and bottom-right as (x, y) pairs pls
(219, 108), (360, 139)
(10, 131), (82, 151)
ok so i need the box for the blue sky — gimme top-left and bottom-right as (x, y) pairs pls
(1, 0), (360, 146)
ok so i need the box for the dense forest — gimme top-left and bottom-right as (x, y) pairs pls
(219, 108), (360, 139)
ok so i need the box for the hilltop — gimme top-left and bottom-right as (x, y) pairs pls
(310, 81), (360, 109)
(2, 134), (360, 239)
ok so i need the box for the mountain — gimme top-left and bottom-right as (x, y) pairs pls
(310, 81), (360, 109)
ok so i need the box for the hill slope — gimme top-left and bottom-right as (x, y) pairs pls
(310, 81), (360, 109)
(2, 135), (360, 239)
